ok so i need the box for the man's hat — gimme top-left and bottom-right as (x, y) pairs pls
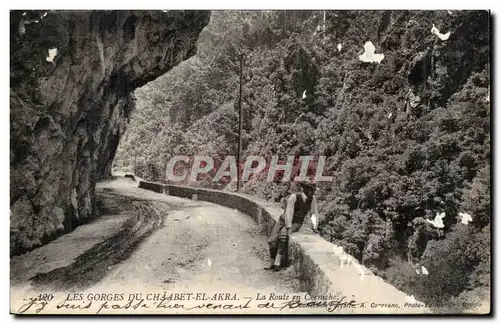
(298, 181), (316, 192)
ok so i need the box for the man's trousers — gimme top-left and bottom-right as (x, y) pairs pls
(267, 215), (302, 267)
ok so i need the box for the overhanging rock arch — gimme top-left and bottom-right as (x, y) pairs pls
(10, 10), (211, 256)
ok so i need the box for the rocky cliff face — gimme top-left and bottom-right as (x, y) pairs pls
(10, 10), (210, 255)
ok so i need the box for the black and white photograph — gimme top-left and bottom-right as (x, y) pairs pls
(8, 7), (491, 315)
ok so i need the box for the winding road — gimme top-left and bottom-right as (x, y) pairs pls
(11, 178), (302, 314)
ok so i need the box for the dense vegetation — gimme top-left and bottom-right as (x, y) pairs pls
(114, 10), (490, 311)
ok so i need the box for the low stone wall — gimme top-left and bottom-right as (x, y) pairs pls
(159, 183), (278, 235)
(137, 179), (426, 313)
(138, 180), (163, 192)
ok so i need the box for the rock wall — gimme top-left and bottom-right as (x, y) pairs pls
(10, 10), (210, 255)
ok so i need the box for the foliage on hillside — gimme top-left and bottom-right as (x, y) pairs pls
(114, 10), (490, 311)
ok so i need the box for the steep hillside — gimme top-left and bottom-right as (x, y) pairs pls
(114, 10), (490, 310)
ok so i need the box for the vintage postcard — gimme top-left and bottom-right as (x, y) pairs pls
(10, 9), (491, 315)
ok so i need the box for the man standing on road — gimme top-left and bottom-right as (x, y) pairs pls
(265, 182), (320, 271)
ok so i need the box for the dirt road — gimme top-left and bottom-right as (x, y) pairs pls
(11, 178), (302, 314)
(91, 178), (300, 294)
